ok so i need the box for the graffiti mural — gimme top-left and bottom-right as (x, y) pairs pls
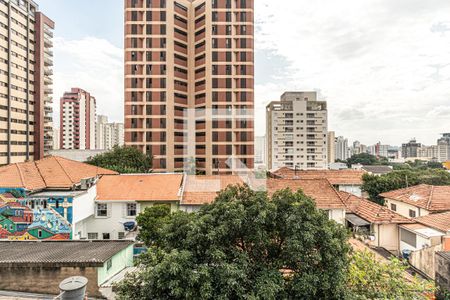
(0, 189), (73, 240)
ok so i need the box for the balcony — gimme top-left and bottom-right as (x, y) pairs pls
(44, 37), (53, 48)
(44, 87), (53, 95)
(44, 56), (53, 67)
(44, 67), (53, 76)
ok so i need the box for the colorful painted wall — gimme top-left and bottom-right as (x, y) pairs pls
(0, 190), (72, 240)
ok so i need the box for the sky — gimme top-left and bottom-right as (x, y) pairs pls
(38, 0), (450, 146)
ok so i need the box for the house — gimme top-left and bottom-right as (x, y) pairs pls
(399, 212), (450, 279)
(381, 184), (450, 218)
(0, 156), (117, 240)
(78, 174), (184, 240)
(181, 175), (245, 212)
(359, 165), (393, 176)
(340, 191), (413, 254)
(435, 252), (450, 298)
(266, 178), (347, 224)
(0, 240), (133, 298)
(270, 167), (366, 196)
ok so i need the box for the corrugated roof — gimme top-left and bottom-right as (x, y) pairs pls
(340, 191), (413, 224)
(270, 167), (365, 185)
(361, 165), (393, 175)
(437, 251), (450, 261)
(413, 211), (450, 233)
(0, 241), (133, 267)
(96, 174), (184, 201)
(380, 184), (450, 212)
(0, 156), (118, 191)
(266, 178), (346, 209)
(182, 175), (244, 205)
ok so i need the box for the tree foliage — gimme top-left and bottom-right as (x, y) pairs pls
(86, 146), (152, 173)
(346, 153), (389, 167)
(362, 169), (450, 204)
(347, 251), (434, 300)
(117, 185), (351, 299)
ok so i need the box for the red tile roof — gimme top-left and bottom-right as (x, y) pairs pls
(266, 178), (346, 209)
(270, 167), (365, 185)
(0, 156), (118, 191)
(339, 191), (413, 224)
(182, 175), (245, 205)
(380, 184), (450, 212)
(413, 211), (450, 233)
(96, 174), (184, 202)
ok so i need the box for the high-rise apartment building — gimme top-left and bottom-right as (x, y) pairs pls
(0, 0), (54, 165)
(402, 139), (422, 158)
(96, 115), (124, 150)
(266, 92), (328, 170)
(60, 88), (96, 150)
(124, 0), (254, 175)
(335, 136), (350, 161)
(437, 133), (450, 162)
(254, 135), (266, 166)
(327, 131), (335, 164)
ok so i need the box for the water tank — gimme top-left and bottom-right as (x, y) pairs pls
(59, 276), (88, 300)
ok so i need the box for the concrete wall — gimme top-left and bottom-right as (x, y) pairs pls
(0, 266), (103, 298)
(72, 185), (96, 239)
(436, 253), (450, 299)
(329, 208), (345, 225)
(409, 244), (442, 279)
(373, 223), (399, 252)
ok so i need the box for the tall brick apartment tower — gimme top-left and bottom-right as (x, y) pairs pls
(124, 0), (254, 175)
(0, 0), (54, 165)
(59, 88), (96, 150)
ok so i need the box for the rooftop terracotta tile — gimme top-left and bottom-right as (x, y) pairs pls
(96, 174), (184, 201)
(413, 211), (450, 233)
(380, 184), (450, 212)
(182, 175), (244, 205)
(0, 156), (118, 191)
(266, 178), (346, 209)
(339, 191), (413, 224)
(271, 167), (365, 185)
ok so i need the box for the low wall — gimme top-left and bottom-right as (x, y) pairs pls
(0, 266), (103, 298)
(409, 244), (442, 279)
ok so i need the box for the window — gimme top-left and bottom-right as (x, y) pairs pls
(409, 209), (416, 218)
(400, 228), (416, 247)
(103, 233), (110, 240)
(390, 203), (397, 211)
(88, 233), (98, 240)
(127, 203), (137, 217)
(107, 259), (112, 270)
(97, 203), (108, 217)
(38, 229), (42, 238)
(118, 232), (125, 239)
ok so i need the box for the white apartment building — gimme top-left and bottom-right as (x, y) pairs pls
(335, 136), (350, 161)
(95, 115), (124, 150)
(254, 136), (267, 166)
(266, 92), (328, 170)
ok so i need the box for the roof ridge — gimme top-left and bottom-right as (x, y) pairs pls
(54, 157), (77, 185)
(426, 185), (434, 210)
(327, 178), (347, 207)
(15, 163), (26, 189)
(34, 160), (48, 188)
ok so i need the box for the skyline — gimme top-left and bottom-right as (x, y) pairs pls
(37, 0), (450, 146)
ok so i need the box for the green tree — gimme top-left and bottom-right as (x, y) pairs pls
(117, 185), (351, 299)
(346, 153), (388, 167)
(86, 146), (152, 173)
(347, 250), (434, 300)
(362, 169), (450, 204)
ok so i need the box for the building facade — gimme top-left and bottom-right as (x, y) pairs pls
(266, 91), (328, 170)
(402, 139), (422, 159)
(95, 115), (124, 150)
(335, 136), (350, 161)
(124, 0), (255, 175)
(0, 0), (54, 165)
(60, 88), (96, 150)
(254, 135), (266, 166)
(327, 131), (335, 165)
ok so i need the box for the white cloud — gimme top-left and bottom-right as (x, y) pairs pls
(255, 0), (450, 145)
(52, 37), (124, 126)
